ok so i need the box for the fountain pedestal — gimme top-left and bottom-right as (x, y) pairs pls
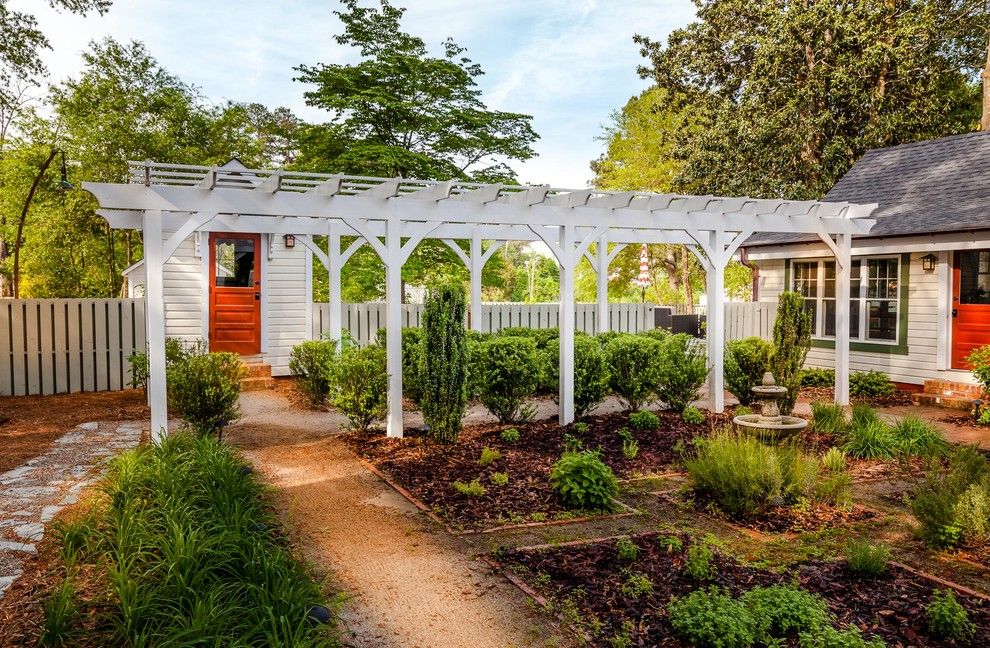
(732, 372), (808, 442)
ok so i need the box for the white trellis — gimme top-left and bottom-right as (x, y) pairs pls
(85, 161), (877, 442)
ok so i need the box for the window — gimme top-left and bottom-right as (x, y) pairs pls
(790, 257), (900, 344)
(959, 251), (990, 305)
(214, 238), (256, 287)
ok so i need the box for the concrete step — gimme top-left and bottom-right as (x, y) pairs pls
(239, 376), (274, 391)
(242, 362), (272, 378)
(911, 392), (978, 411)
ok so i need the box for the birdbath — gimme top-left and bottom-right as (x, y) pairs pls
(733, 372), (808, 443)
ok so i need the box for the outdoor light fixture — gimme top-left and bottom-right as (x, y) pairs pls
(57, 150), (74, 192)
(921, 253), (937, 272)
(284, 234), (296, 248)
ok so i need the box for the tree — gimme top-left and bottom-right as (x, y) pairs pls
(772, 291), (813, 415)
(635, 0), (987, 200)
(419, 283), (469, 443)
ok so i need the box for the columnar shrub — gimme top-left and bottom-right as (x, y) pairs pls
(289, 339), (338, 405)
(167, 352), (245, 436)
(771, 291), (813, 415)
(419, 284), (469, 443)
(475, 336), (542, 423)
(724, 337), (775, 405)
(603, 334), (662, 412)
(656, 333), (709, 411)
(549, 450), (618, 512)
(333, 345), (388, 432)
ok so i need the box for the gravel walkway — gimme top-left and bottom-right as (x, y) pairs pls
(0, 420), (143, 598)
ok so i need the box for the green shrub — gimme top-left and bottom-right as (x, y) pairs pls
(489, 471), (509, 487)
(733, 405), (753, 416)
(478, 447), (502, 466)
(574, 335), (611, 416)
(801, 368), (836, 388)
(684, 540), (716, 581)
(549, 450), (619, 512)
(741, 584), (830, 643)
(128, 337), (206, 391)
(968, 344), (990, 396)
(822, 447), (847, 473)
(669, 587), (756, 648)
(656, 333), (709, 411)
(724, 337), (775, 405)
(890, 416), (950, 458)
(811, 401), (847, 437)
(849, 371), (896, 398)
(499, 427), (520, 443)
(420, 284), (469, 443)
(615, 538), (638, 562)
(954, 483), (990, 545)
(564, 433), (584, 453)
(628, 410), (660, 430)
(289, 339), (338, 405)
(798, 625), (884, 648)
(843, 420), (895, 460)
(604, 334), (662, 412)
(167, 352), (245, 435)
(573, 421), (590, 435)
(637, 327), (671, 342)
(452, 479), (486, 497)
(845, 539), (890, 578)
(474, 336), (542, 423)
(619, 427), (639, 459)
(619, 572), (653, 598)
(683, 406), (705, 425)
(375, 327), (426, 404)
(772, 291), (813, 415)
(926, 589), (975, 641)
(909, 446), (990, 547)
(817, 448), (853, 507)
(332, 345), (388, 432)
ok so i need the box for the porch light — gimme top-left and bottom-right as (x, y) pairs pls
(57, 151), (74, 192)
(921, 253), (937, 272)
(284, 234), (296, 248)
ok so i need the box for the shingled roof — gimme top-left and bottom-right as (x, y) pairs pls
(745, 131), (990, 246)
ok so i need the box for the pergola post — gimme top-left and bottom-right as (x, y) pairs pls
(327, 224), (344, 345)
(596, 238), (609, 334)
(558, 225), (576, 425)
(833, 233), (853, 405)
(144, 209), (168, 442)
(706, 231), (727, 414)
(469, 230), (483, 332)
(385, 218), (404, 437)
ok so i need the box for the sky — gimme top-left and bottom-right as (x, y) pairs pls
(16, 0), (697, 188)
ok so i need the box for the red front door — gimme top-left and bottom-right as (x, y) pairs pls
(209, 232), (261, 355)
(951, 250), (990, 369)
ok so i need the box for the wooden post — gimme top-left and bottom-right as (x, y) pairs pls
(597, 237), (609, 334)
(143, 209), (168, 442)
(385, 217), (404, 438)
(834, 233), (852, 406)
(706, 231), (726, 413)
(558, 224), (576, 425)
(327, 224), (343, 345)
(470, 230), (483, 332)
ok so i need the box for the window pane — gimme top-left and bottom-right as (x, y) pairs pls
(823, 262), (835, 298)
(850, 260), (862, 296)
(824, 299), (836, 336)
(959, 251), (990, 305)
(849, 300), (860, 339)
(793, 262), (818, 298)
(215, 238), (255, 287)
(867, 258), (898, 299)
(867, 300), (897, 341)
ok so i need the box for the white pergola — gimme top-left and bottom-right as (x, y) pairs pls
(85, 161), (877, 442)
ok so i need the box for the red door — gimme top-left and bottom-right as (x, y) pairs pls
(209, 233), (261, 355)
(951, 250), (990, 369)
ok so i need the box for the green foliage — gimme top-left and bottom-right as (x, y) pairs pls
(669, 587), (756, 648)
(845, 539), (891, 578)
(573, 422), (590, 435)
(419, 284), (469, 443)
(573, 335), (611, 417)
(619, 427), (640, 460)
(604, 334), (662, 412)
(682, 406), (705, 425)
(741, 584), (831, 644)
(478, 447), (501, 466)
(474, 336), (541, 423)
(798, 626), (885, 648)
(128, 338), (206, 391)
(167, 352), (244, 436)
(811, 402), (848, 437)
(926, 589), (975, 641)
(890, 416), (950, 458)
(656, 333), (709, 411)
(733, 405), (753, 417)
(564, 433), (584, 453)
(489, 472), (509, 487)
(41, 578), (79, 647)
(628, 410), (660, 430)
(374, 327), (425, 404)
(849, 371), (896, 398)
(549, 450), (619, 513)
(289, 339), (338, 405)
(684, 540), (716, 581)
(801, 369), (836, 388)
(771, 292), (813, 415)
(724, 337), (775, 405)
(499, 427), (520, 443)
(332, 345), (388, 432)
(619, 572), (654, 599)
(968, 344), (990, 395)
(909, 446), (990, 547)
(452, 479), (486, 497)
(615, 538), (639, 562)
(842, 419), (895, 461)
(822, 447), (847, 473)
(954, 483), (990, 545)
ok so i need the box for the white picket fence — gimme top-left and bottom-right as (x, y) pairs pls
(725, 302), (777, 341)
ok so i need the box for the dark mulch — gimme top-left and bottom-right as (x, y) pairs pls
(345, 410), (724, 530)
(940, 413), (989, 431)
(800, 387), (916, 408)
(501, 532), (990, 647)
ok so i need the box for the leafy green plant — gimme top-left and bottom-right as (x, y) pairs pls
(474, 336), (542, 423)
(724, 337), (775, 405)
(801, 368), (836, 388)
(453, 479), (487, 497)
(772, 291), (813, 415)
(167, 352), (245, 436)
(478, 447), (502, 466)
(798, 625), (884, 647)
(563, 433), (584, 453)
(890, 416), (949, 458)
(656, 333), (709, 411)
(573, 421), (590, 434)
(682, 406), (705, 424)
(489, 471), (509, 487)
(926, 589), (975, 641)
(128, 337), (206, 391)
(573, 335), (611, 417)
(620, 571), (653, 598)
(376, 327), (425, 403)
(849, 370), (896, 398)
(811, 401), (847, 437)
(549, 450), (619, 512)
(657, 534), (684, 552)
(419, 284), (469, 442)
(619, 427), (639, 460)
(844, 539), (890, 578)
(669, 587), (757, 648)
(741, 584), (830, 643)
(604, 334), (663, 412)
(842, 406), (894, 460)
(628, 410), (660, 430)
(968, 344), (990, 396)
(41, 578), (78, 647)
(332, 345), (388, 432)
(954, 483), (990, 545)
(499, 427), (520, 443)
(684, 430), (784, 517)
(733, 405), (753, 416)
(615, 537), (639, 562)
(822, 447), (847, 473)
(684, 540), (716, 581)
(289, 339), (338, 405)
(909, 445), (990, 547)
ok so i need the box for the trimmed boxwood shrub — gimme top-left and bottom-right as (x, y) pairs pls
(474, 336), (542, 423)
(724, 337), (775, 405)
(419, 284), (469, 443)
(549, 449), (618, 512)
(801, 368), (835, 388)
(573, 335), (610, 417)
(603, 334), (662, 412)
(849, 370), (896, 398)
(657, 333), (709, 411)
(289, 339), (338, 405)
(167, 351), (245, 436)
(333, 345), (388, 432)
(375, 327), (425, 404)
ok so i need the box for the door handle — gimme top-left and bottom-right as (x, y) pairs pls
(952, 308), (958, 318)
(255, 292), (260, 301)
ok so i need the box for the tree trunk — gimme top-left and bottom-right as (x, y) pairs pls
(13, 149), (59, 298)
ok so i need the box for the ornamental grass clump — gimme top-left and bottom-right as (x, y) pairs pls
(844, 539), (890, 578)
(289, 339), (338, 405)
(167, 351), (245, 436)
(549, 449), (619, 512)
(842, 405), (895, 460)
(810, 401), (847, 437)
(419, 283), (469, 443)
(474, 336), (541, 423)
(890, 416), (950, 458)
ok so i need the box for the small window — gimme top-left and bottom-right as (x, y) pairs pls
(959, 251), (990, 305)
(215, 238), (255, 287)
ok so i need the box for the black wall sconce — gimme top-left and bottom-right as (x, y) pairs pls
(284, 234), (296, 248)
(921, 253), (937, 272)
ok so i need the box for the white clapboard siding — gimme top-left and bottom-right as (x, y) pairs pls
(0, 299), (146, 397)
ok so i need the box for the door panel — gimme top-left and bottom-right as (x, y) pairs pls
(951, 250), (990, 369)
(209, 233), (261, 355)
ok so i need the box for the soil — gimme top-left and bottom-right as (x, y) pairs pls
(0, 390), (148, 473)
(683, 495), (879, 535)
(346, 411), (725, 531)
(501, 532), (990, 647)
(799, 387), (915, 407)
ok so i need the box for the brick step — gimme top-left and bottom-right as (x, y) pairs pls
(921, 379), (983, 400)
(241, 362), (272, 378)
(239, 376), (274, 392)
(911, 392), (977, 412)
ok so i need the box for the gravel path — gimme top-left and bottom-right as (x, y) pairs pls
(0, 420), (143, 599)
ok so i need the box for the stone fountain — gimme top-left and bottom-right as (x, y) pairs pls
(733, 372), (808, 442)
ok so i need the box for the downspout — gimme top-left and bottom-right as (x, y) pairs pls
(740, 247), (759, 301)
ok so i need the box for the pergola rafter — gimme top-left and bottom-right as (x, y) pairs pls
(85, 161), (878, 442)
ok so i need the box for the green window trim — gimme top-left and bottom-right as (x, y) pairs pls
(783, 253), (910, 356)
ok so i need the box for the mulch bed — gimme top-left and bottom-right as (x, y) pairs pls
(939, 413), (990, 431)
(500, 532), (990, 647)
(346, 410), (724, 531)
(800, 387), (915, 407)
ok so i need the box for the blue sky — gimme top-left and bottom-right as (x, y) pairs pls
(18, 0), (697, 187)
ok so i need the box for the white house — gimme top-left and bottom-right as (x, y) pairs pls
(743, 132), (990, 400)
